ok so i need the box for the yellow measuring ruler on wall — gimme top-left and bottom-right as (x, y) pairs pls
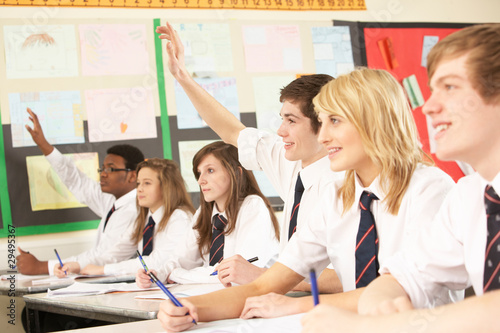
(1, 0), (365, 10)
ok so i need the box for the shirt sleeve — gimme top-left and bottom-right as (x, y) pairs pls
(382, 184), (472, 308)
(227, 195), (279, 268)
(156, 210), (204, 283)
(104, 209), (192, 276)
(237, 128), (296, 200)
(45, 148), (114, 216)
(278, 198), (331, 278)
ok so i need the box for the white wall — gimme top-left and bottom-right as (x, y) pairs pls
(0, 0), (499, 269)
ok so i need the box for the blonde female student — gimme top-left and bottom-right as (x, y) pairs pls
(136, 141), (280, 286)
(56, 158), (194, 277)
(156, 68), (458, 332)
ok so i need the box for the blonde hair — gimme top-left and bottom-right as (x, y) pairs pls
(131, 158), (195, 244)
(313, 67), (432, 215)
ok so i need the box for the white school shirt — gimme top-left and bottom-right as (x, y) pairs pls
(45, 148), (137, 275)
(237, 127), (341, 253)
(97, 206), (192, 275)
(382, 171), (500, 308)
(160, 195), (280, 284)
(278, 164), (456, 292)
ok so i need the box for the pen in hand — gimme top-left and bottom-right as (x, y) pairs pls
(136, 251), (197, 325)
(310, 268), (319, 306)
(54, 249), (67, 276)
(210, 256), (259, 276)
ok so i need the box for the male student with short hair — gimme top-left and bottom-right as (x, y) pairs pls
(301, 23), (500, 333)
(16, 108), (144, 276)
(155, 22), (342, 292)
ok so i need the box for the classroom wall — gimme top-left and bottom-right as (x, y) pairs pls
(0, 0), (499, 271)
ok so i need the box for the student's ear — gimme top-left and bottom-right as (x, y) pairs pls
(128, 170), (138, 183)
(238, 166), (243, 176)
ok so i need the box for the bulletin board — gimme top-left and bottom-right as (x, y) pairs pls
(0, 18), (167, 237)
(334, 20), (475, 182)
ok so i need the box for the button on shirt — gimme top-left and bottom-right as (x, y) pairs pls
(160, 195), (280, 284)
(382, 171), (500, 308)
(237, 128), (342, 253)
(45, 148), (138, 275)
(278, 164), (456, 293)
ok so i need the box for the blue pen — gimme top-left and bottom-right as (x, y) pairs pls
(310, 268), (319, 306)
(210, 256), (259, 276)
(136, 251), (197, 325)
(54, 249), (67, 276)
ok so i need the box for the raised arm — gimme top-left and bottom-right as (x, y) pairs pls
(25, 107), (54, 156)
(156, 22), (245, 146)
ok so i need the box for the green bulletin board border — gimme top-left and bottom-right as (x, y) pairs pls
(0, 19), (169, 238)
(0, 107), (14, 237)
(154, 18), (173, 160)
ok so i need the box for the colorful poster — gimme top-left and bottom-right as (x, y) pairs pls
(242, 25), (302, 72)
(26, 153), (99, 211)
(173, 23), (233, 73)
(9, 91), (84, 148)
(3, 25), (79, 79)
(312, 26), (355, 77)
(175, 77), (240, 129)
(85, 87), (157, 143)
(79, 24), (150, 76)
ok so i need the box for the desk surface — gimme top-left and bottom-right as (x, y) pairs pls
(0, 274), (135, 296)
(24, 289), (162, 322)
(22, 283), (211, 323)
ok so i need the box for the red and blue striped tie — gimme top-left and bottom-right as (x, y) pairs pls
(142, 216), (155, 256)
(355, 191), (379, 288)
(209, 214), (227, 266)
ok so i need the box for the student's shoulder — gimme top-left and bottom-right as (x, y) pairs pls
(170, 207), (195, 221)
(410, 164), (455, 189)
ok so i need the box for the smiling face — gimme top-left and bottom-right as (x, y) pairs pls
(136, 167), (163, 213)
(423, 54), (500, 180)
(99, 154), (136, 199)
(317, 111), (378, 187)
(197, 154), (232, 212)
(276, 101), (326, 167)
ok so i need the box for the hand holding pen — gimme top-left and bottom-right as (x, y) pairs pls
(136, 251), (197, 325)
(54, 249), (67, 276)
(210, 256), (259, 276)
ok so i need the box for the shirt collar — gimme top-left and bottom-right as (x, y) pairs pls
(211, 205), (227, 221)
(482, 171), (500, 195)
(299, 156), (333, 191)
(354, 172), (385, 203)
(114, 188), (137, 209)
(149, 205), (165, 224)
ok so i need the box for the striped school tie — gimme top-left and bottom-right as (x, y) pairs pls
(484, 185), (500, 292)
(288, 174), (304, 240)
(355, 191), (379, 288)
(142, 216), (155, 256)
(209, 214), (227, 266)
(103, 205), (115, 231)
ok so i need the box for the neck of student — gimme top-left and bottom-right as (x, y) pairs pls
(301, 149), (327, 168)
(356, 165), (381, 188)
